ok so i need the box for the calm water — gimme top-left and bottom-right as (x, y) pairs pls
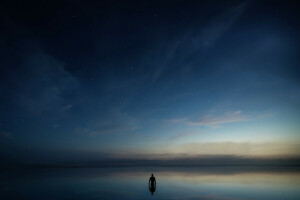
(0, 167), (299, 200)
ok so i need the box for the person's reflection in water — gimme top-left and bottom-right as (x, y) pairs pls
(148, 173), (156, 195)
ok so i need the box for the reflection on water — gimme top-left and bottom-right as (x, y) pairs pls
(0, 167), (299, 200)
(148, 173), (156, 195)
(149, 182), (156, 195)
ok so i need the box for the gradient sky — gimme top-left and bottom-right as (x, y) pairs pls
(0, 0), (299, 163)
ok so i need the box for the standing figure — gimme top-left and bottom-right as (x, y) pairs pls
(149, 173), (156, 195)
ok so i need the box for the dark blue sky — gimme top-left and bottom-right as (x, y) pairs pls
(0, 0), (299, 163)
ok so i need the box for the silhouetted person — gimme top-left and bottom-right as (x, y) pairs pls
(148, 173), (156, 195)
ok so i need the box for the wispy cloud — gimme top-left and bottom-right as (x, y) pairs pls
(169, 141), (300, 157)
(167, 110), (251, 128)
(188, 110), (248, 127)
(75, 109), (139, 136)
(14, 50), (78, 116)
(0, 131), (13, 139)
(165, 117), (190, 124)
(170, 131), (200, 140)
(151, 1), (249, 82)
(200, 1), (249, 47)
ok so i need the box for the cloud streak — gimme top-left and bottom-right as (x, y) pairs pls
(14, 50), (79, 116)
(151, 1), (249, 82)
(167, 110), (251, 129)
(188, 110), (248, 127)
(0, 131), (13, 139)
(200, 1), (249, 47)
(76, 109), (139, 136)
(168, 141), (300, 157)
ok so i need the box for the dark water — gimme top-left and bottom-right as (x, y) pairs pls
(0, 167), (299, 200)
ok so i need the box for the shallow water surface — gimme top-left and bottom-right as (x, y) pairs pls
(0, 167), (299, 200)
